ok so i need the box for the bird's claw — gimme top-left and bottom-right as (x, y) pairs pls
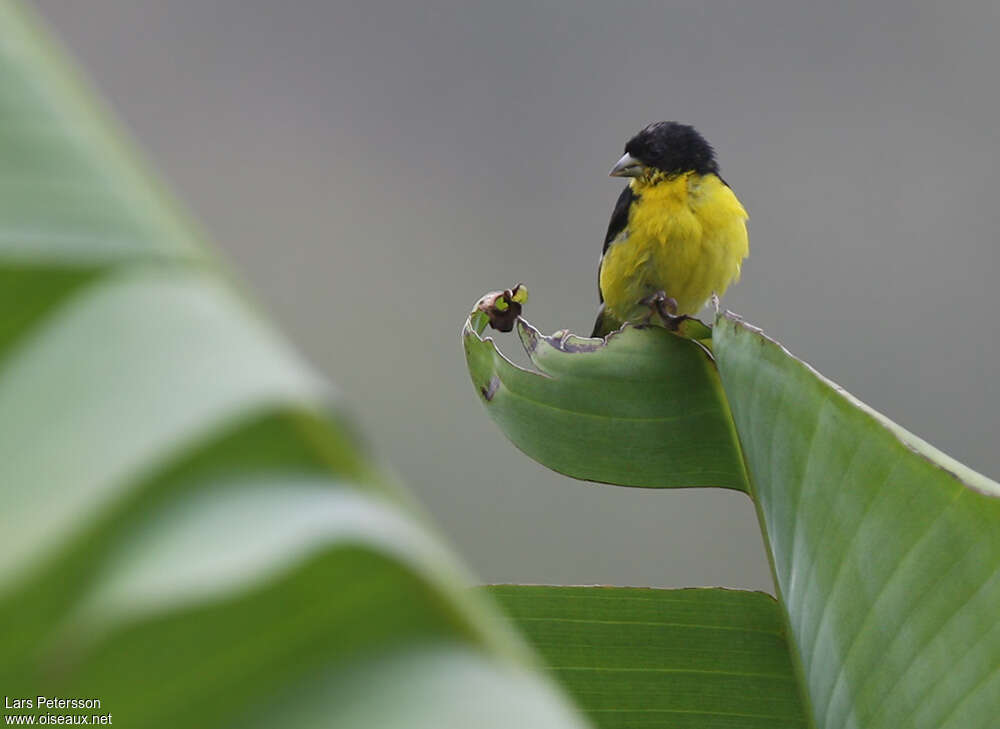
(641, 291), (689, 331)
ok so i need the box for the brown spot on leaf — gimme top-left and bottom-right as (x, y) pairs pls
(520, 324), (539, 353)
(480, 375), (500, 402)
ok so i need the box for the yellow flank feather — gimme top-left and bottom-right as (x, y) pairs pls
(599, 172), (748, 324)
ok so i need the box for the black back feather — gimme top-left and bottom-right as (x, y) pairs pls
(603, 185), (635, 255)
(597, 185), (637, 303)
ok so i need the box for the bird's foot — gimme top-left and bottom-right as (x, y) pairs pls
(641, 291), (690, 331)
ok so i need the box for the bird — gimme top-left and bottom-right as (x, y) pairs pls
(591, 121), (748, 338)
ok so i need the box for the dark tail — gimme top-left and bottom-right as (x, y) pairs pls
(590, 305), (621, 338)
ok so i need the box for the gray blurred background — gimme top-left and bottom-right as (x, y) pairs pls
(34, 1), (999, 592)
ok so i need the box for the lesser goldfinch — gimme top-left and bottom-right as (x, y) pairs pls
(592, 122), (748, 337)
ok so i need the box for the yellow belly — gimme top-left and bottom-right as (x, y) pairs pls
(599, 172), (748, 323)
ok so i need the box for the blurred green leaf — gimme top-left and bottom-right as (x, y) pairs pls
(241, 644), (591, 729)
(37, 482), (531, 727)
(714, 314), (1000, 729)
(0, 3), (586, 727)
(463, 311), (748, 490)
(490, 585), (809, 729)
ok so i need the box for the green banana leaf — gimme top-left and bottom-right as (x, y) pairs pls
(0, 3), (586, 727)
(465, 305), (1000, 728)
(714, 314), (1000, 729)
(463, 310), (747, 490)
(489, 585), (808, 729)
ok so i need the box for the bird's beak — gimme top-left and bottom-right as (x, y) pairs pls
(609, 152), (645, 178)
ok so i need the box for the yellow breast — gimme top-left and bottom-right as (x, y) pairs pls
(599, 172), (748, 323)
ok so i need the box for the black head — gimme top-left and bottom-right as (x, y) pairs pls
(622, 121), (718, 176)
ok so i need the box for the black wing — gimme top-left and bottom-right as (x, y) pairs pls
(603, 185), (635, 254)
(597, 185), (636, 303)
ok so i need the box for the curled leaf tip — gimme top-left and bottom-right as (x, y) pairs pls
(473, 284), (528, 333)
